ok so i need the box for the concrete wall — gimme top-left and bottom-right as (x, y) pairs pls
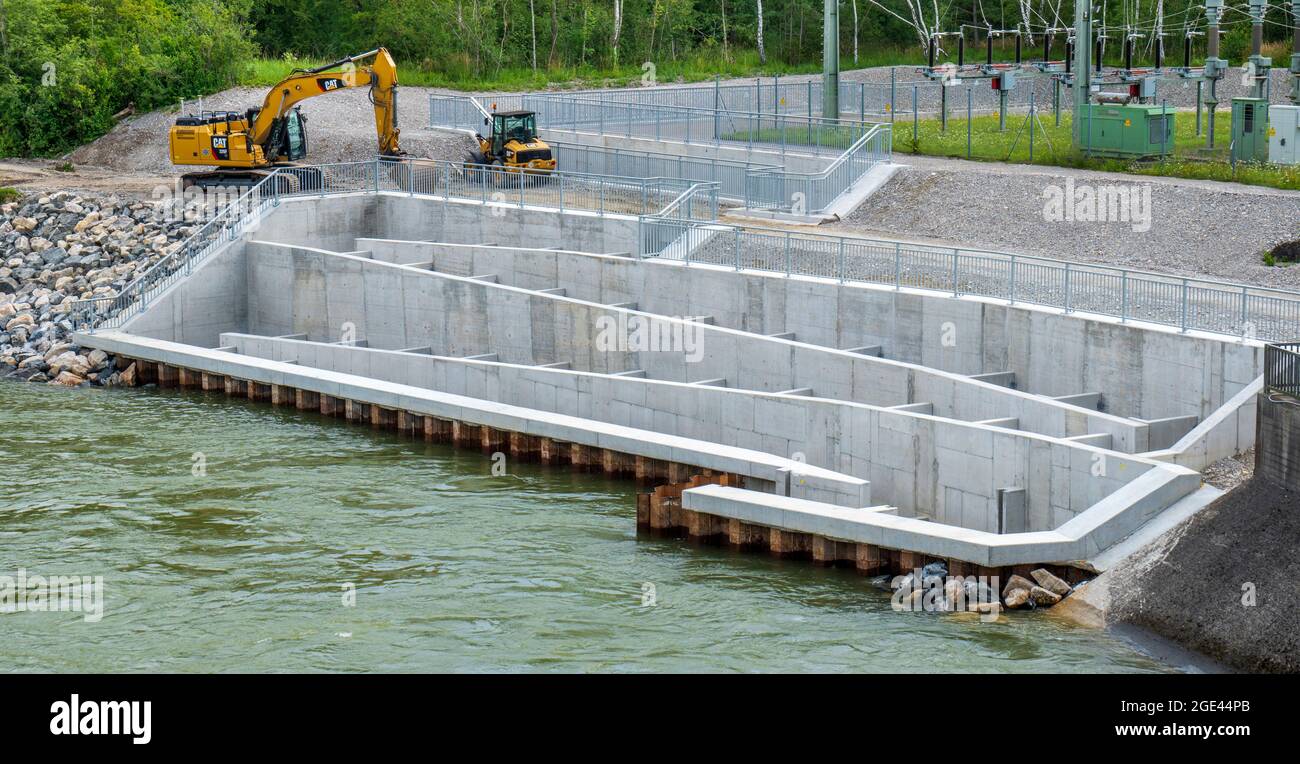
(123, 240), (249, 347)
(221, 333), (1175, 534)
(250, 193), (641, 257)
(244, 242), (1148, 451)
(77, 329), (867, 508)
(355, 240), (1263, 423)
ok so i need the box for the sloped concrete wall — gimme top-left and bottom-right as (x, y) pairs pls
(222, 333), (1168, 533)
(358, 240), (1263, 423)
(122, 241), (249, 348)
(244, 242), (1147, 450)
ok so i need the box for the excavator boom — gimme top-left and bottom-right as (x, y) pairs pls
(169, 47), (402, 188)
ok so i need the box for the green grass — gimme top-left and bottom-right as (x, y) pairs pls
(893, 110), (1300, 191)
(0, 187), (22, 204)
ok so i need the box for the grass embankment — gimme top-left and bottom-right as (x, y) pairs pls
(893, 110), (1300, 191)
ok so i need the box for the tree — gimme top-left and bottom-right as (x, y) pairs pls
(611, 0), (622, 66)
(755, 0), (766, 64)
(852, 0), (859, 63)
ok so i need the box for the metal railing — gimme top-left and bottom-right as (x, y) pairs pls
(637, 218), (1300, 341)
(428, 93), (492, 135)
(552, 140), (780, 204)
(64, 170), (292, 333)
(430, 93), (894, 215)
(1265, 342), (1300, 397)
(67, 158), (719, 333)
(518, 93), (882, 156)
(744, 123), (892, 213)
(437, 75), (1040, 123)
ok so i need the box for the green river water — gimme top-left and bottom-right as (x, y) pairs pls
(0, 381), (1175, 673)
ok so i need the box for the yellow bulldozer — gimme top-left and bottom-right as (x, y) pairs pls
(465, 109), (556, 178)
(169, 48), (402, 189)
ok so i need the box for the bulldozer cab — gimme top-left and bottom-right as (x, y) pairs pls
(488, 111), (538, 153)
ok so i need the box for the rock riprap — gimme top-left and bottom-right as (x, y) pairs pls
(1, 190), (194, 386)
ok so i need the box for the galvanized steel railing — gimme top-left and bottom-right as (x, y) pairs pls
(744, 123), (892, 213)
(430, 92), (894, 215)
(638, 218), (1300, 341)
(519, 92), (880, 156)
(68, 158), (718, 333)
(437, 75), (1039, 123)
(551, 140), (781, 204)
(1265, 342), (1300, 397)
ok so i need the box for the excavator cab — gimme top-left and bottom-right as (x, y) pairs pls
(468, 109), (556, 176)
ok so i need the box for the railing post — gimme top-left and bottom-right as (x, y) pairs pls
(1064, 263), (1072, 313)
(1241, 286), (1249, 337)
(1181, 278), (1189, 332)
(952, 250), (959, 296)
(734, 228), (742, 271)
(1009, 255), (1016, 304)
(785, 231), (792, 277)
(1121, 271), (1128, 323)
(838, 239), (846, 284)
(894, 242), (902, 289)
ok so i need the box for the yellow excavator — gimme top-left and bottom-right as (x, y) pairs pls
(169, 48), (402, 189)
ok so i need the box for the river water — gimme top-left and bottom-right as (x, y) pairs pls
(0, 382), (1174, 673)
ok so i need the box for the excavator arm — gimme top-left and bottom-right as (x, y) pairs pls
(249, 47), (402, 157)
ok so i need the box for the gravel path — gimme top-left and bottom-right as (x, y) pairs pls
(829, 155), (1300, 289)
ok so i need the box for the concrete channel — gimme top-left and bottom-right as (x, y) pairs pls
(69, 183), (1260, 585)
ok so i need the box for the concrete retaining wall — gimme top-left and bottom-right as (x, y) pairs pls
(220, 333), (1178, 534)
(354, 239), (1261, 424)
(243, 241), (1149, 451)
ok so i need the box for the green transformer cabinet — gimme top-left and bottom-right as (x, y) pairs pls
(1077, 103), (1175, 158)
(1231, 98), (1270, 163)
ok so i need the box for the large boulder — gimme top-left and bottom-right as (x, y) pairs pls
(1028, 586), (1063, 608)
(1030, 568), (1072, 597)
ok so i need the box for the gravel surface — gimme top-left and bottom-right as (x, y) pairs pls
(68, 86), (478, 175)
(1203, 447), (1256, 491)
(1098, 475), (1300, 673)
(831, 156), (1300, 289)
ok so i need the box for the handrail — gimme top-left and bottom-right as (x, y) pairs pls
(66, 157), (720, 333)
(637, 217), (1300, 341)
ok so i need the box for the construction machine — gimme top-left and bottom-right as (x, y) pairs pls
(465, 109), (556, 177)
(169, 48), (402, 189)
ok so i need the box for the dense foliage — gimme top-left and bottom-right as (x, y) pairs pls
(0, 0), (1294, 157)
(0, 0), (255, 156)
